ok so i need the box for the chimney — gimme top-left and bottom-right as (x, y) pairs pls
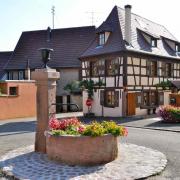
(124, 5), (132, 45)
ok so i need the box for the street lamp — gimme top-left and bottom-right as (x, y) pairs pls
(38, 48), (54, 68)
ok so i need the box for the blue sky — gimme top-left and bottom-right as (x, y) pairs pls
(1, 0), (180, 51)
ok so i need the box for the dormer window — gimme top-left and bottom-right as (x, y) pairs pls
(151, 39), (157, 47)
(175, 44), (180, 52)
(99, 33), (105, 46)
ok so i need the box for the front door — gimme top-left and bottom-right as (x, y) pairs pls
(127, 93), (136, 116)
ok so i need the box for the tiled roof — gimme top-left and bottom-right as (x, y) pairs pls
(81, 6), (180, 60)
(5, 26), (95, 70)
(0, 51), (13, 78)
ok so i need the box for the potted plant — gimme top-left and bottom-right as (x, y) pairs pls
(157, 105), (180, 123)
(79, 80), (105, 117)
(45, 117), (128, 166)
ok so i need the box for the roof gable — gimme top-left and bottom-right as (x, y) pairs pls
(80, 6), (125, 58)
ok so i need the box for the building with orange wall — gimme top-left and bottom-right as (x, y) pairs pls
(0, 80), (36, 120)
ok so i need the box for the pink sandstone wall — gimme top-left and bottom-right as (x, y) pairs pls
(0, 81), (36, 120)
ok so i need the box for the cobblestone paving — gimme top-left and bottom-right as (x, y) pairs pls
(0, 143), (167, 180)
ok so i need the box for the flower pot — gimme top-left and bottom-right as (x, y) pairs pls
(46, 133), (118, 166)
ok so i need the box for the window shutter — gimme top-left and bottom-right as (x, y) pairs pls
(157, 61), (160, 76)
(161, 62), (165, 76)
(158, 92), (164, 105)
(171, 64), (174, 77)
(100, 90), (104, 106)
(114, 91), (119, 107)
(146, 60), (151, 76)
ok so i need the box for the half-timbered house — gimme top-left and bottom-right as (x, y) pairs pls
(80, 5), (180, 117)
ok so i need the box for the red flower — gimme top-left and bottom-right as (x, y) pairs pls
(49, 116), (60, 130)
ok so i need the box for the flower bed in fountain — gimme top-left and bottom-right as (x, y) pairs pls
(46, 117), (128, 166)
(157, 105), (180, 123)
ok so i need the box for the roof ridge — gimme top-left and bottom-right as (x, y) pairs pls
(22, 26), (96, 34)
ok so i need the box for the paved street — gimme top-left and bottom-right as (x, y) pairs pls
(0, 116), (180, 179)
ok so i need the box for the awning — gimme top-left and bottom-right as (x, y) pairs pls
(171, 80), (180, 89)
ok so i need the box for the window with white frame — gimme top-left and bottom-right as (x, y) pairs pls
(99, 33), (105, 46)
(151, 39), (157, 47)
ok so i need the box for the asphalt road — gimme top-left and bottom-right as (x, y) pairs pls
(0, 119), (180, 179)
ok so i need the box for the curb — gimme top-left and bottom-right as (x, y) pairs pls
(123, 125), (180, 133)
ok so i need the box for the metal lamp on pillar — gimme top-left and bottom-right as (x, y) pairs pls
(32, 47), (60, 153)
(38, 48), (54, 69)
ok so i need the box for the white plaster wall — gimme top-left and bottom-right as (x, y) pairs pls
(136, 108), (148, 116)
(83, 89), (123, 117)
(164, 91), (171, 105)
(56, 68), (79, 96)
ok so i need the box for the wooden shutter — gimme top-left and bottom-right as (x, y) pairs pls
(171, 64), (174, 77)
(100, 90), (104, 106)
(114, 91), (119, 107)
(146, 60), (151, 76)
(157, 61), (160, 76)
(158, 92), (164, 105)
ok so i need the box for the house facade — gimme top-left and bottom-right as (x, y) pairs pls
(80, 5), (180, 117)
(4, 26), (95, 112)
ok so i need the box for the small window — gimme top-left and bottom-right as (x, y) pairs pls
(136, 92), (142, 107)
(162, 62), (172, 77)
(9, 87), (18, 96)
(147, 61), (157, 76)
(151, 39), (157, 47)
(142, 92), (149, 106)
(104, 90), (119, 107)
(107, 59), (119, 76)
(99, 33), (105, 46)
(175, 44), (180, 52)
(91, 59), (105, 76)
(18, 71), (24, 80)
(149, 91), (158, 106)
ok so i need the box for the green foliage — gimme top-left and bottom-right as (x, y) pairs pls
(52, 126), (80, 136)
(79, 80), (105, 99)
(155, 80), (172, 90)
(64, 80), (81, 94)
